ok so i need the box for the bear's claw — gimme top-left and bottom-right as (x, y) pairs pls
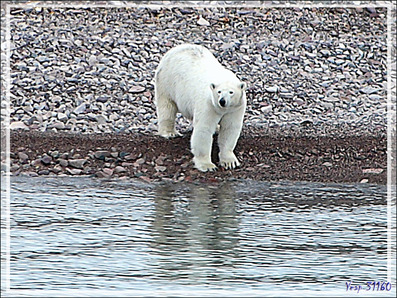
(157, 131), (182, 139)
(194, 160), (218, 172)
(220, 159), (241, 170)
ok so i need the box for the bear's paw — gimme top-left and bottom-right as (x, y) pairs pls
(219, 154), (241, 170)
(193, 157), (218, 172)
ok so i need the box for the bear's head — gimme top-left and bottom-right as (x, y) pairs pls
(210, 81), (247, 110)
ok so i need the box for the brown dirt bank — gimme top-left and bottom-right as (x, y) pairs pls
(9, 130), (387, 185)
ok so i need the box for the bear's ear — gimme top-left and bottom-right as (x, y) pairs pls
(210, 83), (216, 90)
(240, 82), (247, 90)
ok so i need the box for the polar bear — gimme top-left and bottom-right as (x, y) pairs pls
(154, 44), (247, 172)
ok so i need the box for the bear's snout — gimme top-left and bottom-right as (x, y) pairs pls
(219, 98), (226, 107)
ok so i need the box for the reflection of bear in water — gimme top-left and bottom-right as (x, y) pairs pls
(150, 183), (240, 275)
(154, 44), (247, 172)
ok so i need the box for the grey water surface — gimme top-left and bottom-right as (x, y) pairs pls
(2, 176), (394, 296)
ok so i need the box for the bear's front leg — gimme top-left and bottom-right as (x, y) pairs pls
(218, 110), (244, 170)
(191, 117), (219, 172)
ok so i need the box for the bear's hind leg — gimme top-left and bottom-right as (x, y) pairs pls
(156, 96), (181, 138)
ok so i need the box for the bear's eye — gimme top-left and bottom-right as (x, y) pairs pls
(229, 91), (234, 95)
(217, 90), (222, 94)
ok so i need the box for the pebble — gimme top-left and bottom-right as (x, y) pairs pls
(102, 168), (114, 176)
(362, 168), (384, 174)
(57, 113), (68, 122)
(58, 159), (68, 167)
(135, 158), (146, 165)
(197, 16), (210, 26)
(40, 154), (52, 165)
(155, 165), (167, 172)
(18, 152), (29, 161)
(129, 86), (145, 93)
(73, 103), (86, 114)
(260, 105), (272, 114)
(280, 92), (294, 99)
(10, 121), (29, 130)
(114, 166), (127, 173)
(265, 86), (279, 93)
(38, 169), (50, 175)
(368, 94), (382, 101)
(94, 150), (111, 160)
(66, 168), (83, 175)
(360, 86), (380, 94)
(68, 159), (87, 169)
(49, 122), (65, 130)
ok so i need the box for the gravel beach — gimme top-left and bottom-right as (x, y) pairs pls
(1, 3), (396, 184)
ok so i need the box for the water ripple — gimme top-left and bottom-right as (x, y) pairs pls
(2, 176), (392, 296)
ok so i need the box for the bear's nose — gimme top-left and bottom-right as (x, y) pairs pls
(219, 98), (226, 107)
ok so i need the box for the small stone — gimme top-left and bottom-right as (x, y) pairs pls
(10, 121), (28, 130)
(49, 122), (65, 130)
(197, 16), (210, 26)
(294, 98), (305, 106)
(51, 165), (63, 174)
(38, 169), (50, 175)
(221, 43), (234, 50)
(36, 55), (49, 63)
(49, 151), (59, 159)
(124, 154), (136, 161)
(321, 102), (334, 110)
(18, 152), (29, 161)
(135, 158), (145, 165)
(96, 96), (109, 103)
(320, 49), (330, 57)
(32, 159), (42, 167)
(68, 159), (87, 169)
(360, 86), (380, 94)
(265, 86), (279, 93)
(155, 165), (167, 172)
(368, 94), (382, 101)
(260, 105), (272, 114)
(57, 112), (68, 122)
(102, 168), (114, 176)
(114, 166), (126, 173)
(95, 115), (108, 125)
(66, 168), (82, 175)
(334, 59), (345, 65)
(88, 55), (97, 66)
(40, 154), (52, 165)
(134, 158), (145, 167)
(280, 92), (294, 99)
(129, 86), (145, 93)
(362, 168), (384, 174)
(94, 150), (110, 160)
(73, 103), (86, 114)
(119, 152), (130, 159)
(139, 175), (152, 183)
(58, 159), (68, 167)
(155, 155), (167, 165)
(10, 165), (20, 172)
(319, 81), (333, 88)
(360, 178), (369, 183)
(96, 169), (112, 178)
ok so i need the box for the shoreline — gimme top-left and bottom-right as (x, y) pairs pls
(8, 129), (387, 185)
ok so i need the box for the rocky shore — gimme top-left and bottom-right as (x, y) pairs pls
(8, 129), (387, 184)
(2, 4), (394, 184)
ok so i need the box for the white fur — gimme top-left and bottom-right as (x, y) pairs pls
(154, 44), (247, 172)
